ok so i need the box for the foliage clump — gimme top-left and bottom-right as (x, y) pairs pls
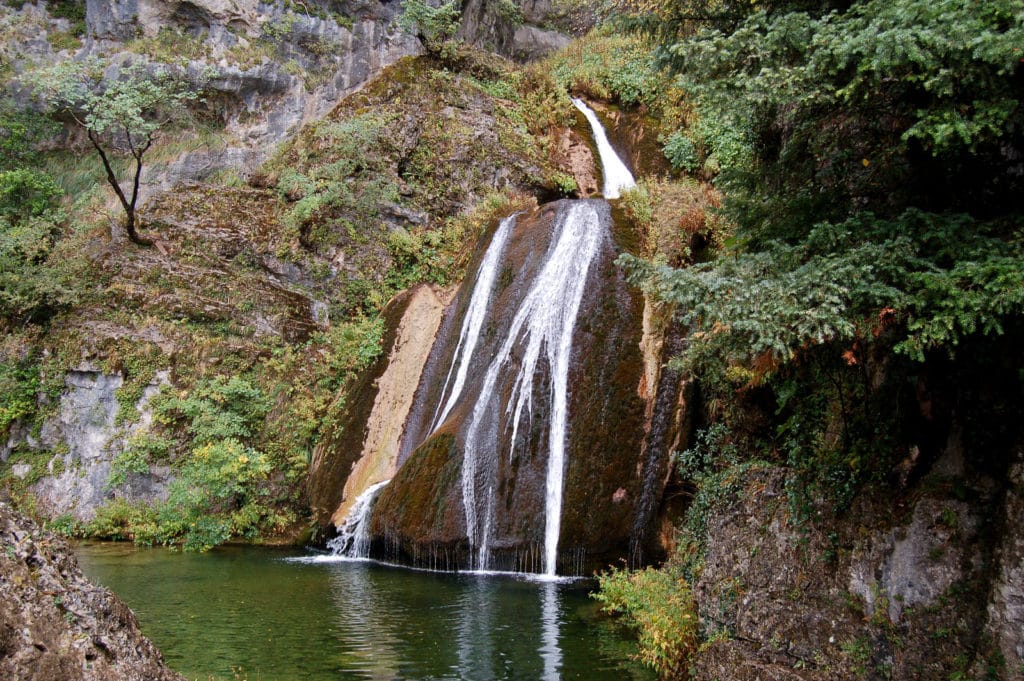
(617, 0), (1024, 495)
(594, 565), (699, 679)
(595, 0), (1024, 675)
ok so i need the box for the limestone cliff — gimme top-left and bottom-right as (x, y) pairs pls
(689, 452), (1024, 680)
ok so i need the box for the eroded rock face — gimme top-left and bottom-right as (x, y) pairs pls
(0, 503), (184, 681)
(369, 200), (649, 574)
(458, 0), (573, 61)
(691, 457), (1019, 681)
(985, 453), (1024, 673)
(307, 285), (454, 530)
(27, 369), (171, 522)
(73, 1), (423, 195)
(306, 284), (454, 530)
(87, 0), (260, 39)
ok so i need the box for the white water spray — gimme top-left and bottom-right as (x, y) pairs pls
(571, 98), (636, 199)
(462, 202), (604, 575)
(327, 480), (390, 558)
(431, 215), (517, 432)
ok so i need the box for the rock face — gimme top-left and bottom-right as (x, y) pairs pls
(691, 454), (1024, 681)
(362, 200), (651, 574)
(75, 0), (423, 194)
(985, 452), (1024, 673)
(458, 0), (573, 61)
(307, 284), (455, 529)
(0, 503), (183, 681)
(12, 368), (171, 523)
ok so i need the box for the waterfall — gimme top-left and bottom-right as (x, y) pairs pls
(328, 480), (390, 558)
(571, 98), (636, 199)
(359, 94), (646, 577)
(430, 215), (516, 432)
(461, 202), (604, 575)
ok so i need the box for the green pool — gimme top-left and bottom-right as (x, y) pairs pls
(75, 542), (652, 681)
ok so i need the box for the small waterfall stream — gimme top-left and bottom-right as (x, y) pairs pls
(571, 98), (636, 199)
(430, 214), (516, 432)
(327, 480), (390, 558)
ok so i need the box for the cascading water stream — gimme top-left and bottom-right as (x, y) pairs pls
(327, 480), (390, 558)
(371, 94), (638, 577)
(461, 202), (604, 575)
(571, 98), (636, 199)
(430, 215), (516, 432)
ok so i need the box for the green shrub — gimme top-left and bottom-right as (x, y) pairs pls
(398, 0), (461, 53)
(0, 169), (61, 223)
(661, 131), (699, 173)
(46, 513), (80, 537)
(0, 358), (39, 435)
(594, 565), (699, 678)
(45, 0), (86, 36)
(86, 498), (159, 542)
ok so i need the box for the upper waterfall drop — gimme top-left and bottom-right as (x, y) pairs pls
(571, 98), (636, 199)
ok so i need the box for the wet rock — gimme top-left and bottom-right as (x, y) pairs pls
(0, 502), (184, 680)
(307, 285), (454, 530)
(307, 284), (454, 529)
(369, 199), (648, 574)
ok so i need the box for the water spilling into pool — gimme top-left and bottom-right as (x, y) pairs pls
(75, 542), (652, 681)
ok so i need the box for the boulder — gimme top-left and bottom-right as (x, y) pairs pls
(0, 502), (184, 681)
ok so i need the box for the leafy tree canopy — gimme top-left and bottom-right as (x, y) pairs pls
(621, 0), (1024, 367)
(33, 57), (202, 244)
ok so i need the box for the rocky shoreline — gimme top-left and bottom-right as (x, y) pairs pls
(0, 503), (183, 681)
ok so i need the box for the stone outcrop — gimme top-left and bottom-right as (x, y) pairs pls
(307, 284), (455, 529)
(0, 502), (183, 681)
(984, 452), (1024, 674)
(366, 200), (652, 574)
(2, 0), (421, 196)
(690, 452), (1024, 681)
(7, 368), (172, 523)
(458, 0), (574, 61)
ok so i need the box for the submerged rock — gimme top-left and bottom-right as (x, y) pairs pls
(0, 503), (183, 681)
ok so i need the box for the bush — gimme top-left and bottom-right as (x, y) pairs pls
(661, 131), (699, 174)
(0, 169), (62, 222)
(399, 0), (461, 53)
(594, 565), (699, 678)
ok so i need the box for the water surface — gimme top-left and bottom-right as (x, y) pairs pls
(75, 542), (651, 681)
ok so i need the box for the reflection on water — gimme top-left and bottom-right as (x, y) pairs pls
(75, 543), (653, 681)
(540, 582), (562, 680)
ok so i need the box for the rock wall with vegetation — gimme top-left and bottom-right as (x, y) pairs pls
(0, 0), (587, 552)
(587, 0), (1024, 679)
(2, 0), (1022, 678)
